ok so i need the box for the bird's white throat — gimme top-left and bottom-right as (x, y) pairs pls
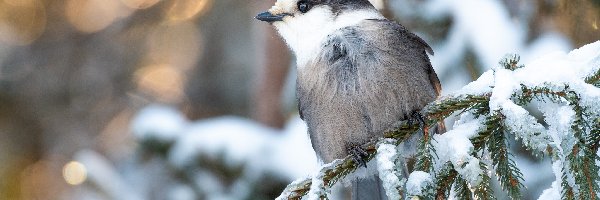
(272, 8), (384, 68)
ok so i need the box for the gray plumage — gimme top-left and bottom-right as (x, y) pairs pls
(297, 19), (440, 163)
(256, 1), (441, 199)
(296, 18), (440, 200)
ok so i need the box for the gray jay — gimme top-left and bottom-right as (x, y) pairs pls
(256, 0), (441, 199)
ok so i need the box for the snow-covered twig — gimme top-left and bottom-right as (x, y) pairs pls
(277, 41), (600, 200)
(276, 94), (494, 199)
(376, 139), (404, 199)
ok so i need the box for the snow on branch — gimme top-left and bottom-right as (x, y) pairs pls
(376, 139), (405, 199)
(277, 41), (600, 200)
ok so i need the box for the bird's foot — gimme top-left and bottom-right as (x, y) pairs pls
(409, 111), (426, 130)
(348, 145), (369, 168)
(410, 111), (430, 135)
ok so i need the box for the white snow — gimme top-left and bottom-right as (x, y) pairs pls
(568, 40), (600, 64)
(499, 101), (549, 152)
(75, 150), (143, 200)
(521, 33), (572, 63)
(130, 105), (320, 199)
(131, 104), (188, 142)
(376, 139), (403, 199)
(305, 160), (343, 200)
(306, 175), (327, 200)
(515, 157), (554, 198)
(432, 113), (484, 186)
(454, 70), (494, 95)
(448, 40), (600, 156)
(449, 0), (523, 69)
(124, 100), (338, 200)
(489, 68), (518, 110)
(406, 171), (433, 197)
(537, 181), (561, 200)
(547, 159), (578, 199)
(438, 41), (600, 199)
(390, 0), (572, 95)
(168, 116), (277, 169)
(542, 104), (577, 154)
(513, 41), (599, 91)
(167, 116), (318, 180)
(423, 0), (525, 94)
(540, 103), (579, 196)
(166, 184), (196, 200)
(275, 178), (310, 200)
(429, 40), (600, 193)
(271, 117), (321, 179)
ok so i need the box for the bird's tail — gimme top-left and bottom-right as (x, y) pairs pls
(351, 175), (388, 200)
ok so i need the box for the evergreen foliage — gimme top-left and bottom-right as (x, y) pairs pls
(276, 49), (600, 200)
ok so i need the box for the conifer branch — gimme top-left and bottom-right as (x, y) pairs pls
(473, 111), (523, 199)
(561, 164), (576, 200)
(585, 68), (600, 87)
(454, 175), (474, 200)
(515, 83), (599, 199)
(567, 92), (599, 200)
(278, 94), (492, 199)
(473, 162), (496, 200)
(435, 163), (457, 200)
(414, 125), (435, 173)
(277, 51), (600, 200)
(499, 54), (524, 71)
(590, 119), (600, 152)
(277, 120), (419, 199)
(423, 95), (490, 122)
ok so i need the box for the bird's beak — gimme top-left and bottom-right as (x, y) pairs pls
(255, 11), (288, 22)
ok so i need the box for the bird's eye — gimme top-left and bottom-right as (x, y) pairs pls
(297, 1), (310, 13)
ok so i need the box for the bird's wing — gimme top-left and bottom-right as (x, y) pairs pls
(367, 19), (442, 96)
(315, 19), (440, 130)
(359, 19), (440, 99)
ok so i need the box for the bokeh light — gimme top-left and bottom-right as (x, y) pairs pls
(0, 0), (46, 45)
(119, 0), (160, 9)
(62, 161), (87, 186)
(65, 0), (129, 33)
(146, 21), (202, 70)
(20, 160), (66, 199)
(134, 64), (185, 103)
(137, 21), (202, 103)
(98, 109), (136, 161)
(165, 0), (213, 22)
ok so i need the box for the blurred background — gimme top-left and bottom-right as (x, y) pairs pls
(0, 0), (598, 199)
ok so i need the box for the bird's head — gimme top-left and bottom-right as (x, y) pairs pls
(256, 0), (383, 65)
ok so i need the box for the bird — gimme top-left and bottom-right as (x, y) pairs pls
(256, 0), (442, 199)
